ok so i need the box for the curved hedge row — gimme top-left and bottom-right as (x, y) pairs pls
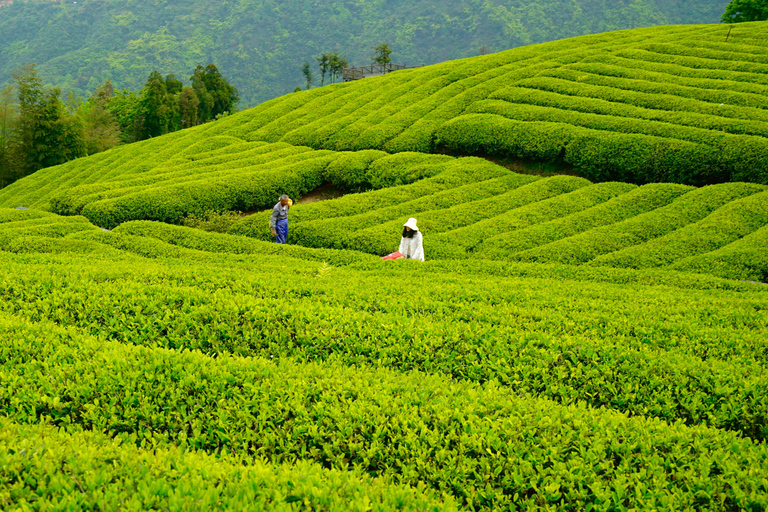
(590, 189), (768, 269)
(435, 113), (767, 185)
(0, 419), (451, 512)
(511, 182), (764, 265)
(427, 180), (632, 259)
(114, 221), (379, 267)
(0, 207), (52, 223)
(474, 183), (688, 258)
(671, 224), (768, 282)
(2, 313), (767, 511)
(0, 210), (98, 244)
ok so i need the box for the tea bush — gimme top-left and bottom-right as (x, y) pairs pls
(1, 312), (767, 510)
(0, 418), (453, 512)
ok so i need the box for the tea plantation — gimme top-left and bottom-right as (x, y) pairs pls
(1, 21), (768, 512)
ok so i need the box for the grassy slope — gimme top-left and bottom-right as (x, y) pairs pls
(1, 209), (767, 510)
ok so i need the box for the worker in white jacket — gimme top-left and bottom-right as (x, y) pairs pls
(398, 218), (425, 261)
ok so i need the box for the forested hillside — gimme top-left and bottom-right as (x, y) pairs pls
(0, 0), (728, 106)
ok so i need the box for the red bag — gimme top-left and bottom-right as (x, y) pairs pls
(381, 251), (404, 260)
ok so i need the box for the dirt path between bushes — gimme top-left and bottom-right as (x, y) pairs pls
(241, 183), (345, 217)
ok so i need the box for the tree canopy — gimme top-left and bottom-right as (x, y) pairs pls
(0, 62), (237, 189)
(0, 64), (86, 187)
(721, 0), (768, 22)
(372, 43), (392, 67)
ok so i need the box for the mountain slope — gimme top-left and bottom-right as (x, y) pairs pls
(0, 0), (729, 106)
(2, 23), (768, 281)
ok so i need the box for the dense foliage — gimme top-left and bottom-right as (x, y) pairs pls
(0, 419), (450, 511)
(0, 0), (728, 107)
(0, 209), (767, 510)
(722, 0), (768, 22)
(0, 63), (238, 189)
(2, 20), (768, 510)
(0, 64), (87, 188)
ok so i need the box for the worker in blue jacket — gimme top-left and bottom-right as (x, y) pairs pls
(270, 194), (292, 244)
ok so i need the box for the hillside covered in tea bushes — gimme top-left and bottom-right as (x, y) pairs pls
(2, 23), (768, 280)
(1, 207), (767, 510)
(0, 0), (728, 106)
(3, 21), (768, 205)
(1, 21), (768, 511)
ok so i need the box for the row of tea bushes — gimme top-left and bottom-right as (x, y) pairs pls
(510, 182), (766, 265)
(671, 224), (768, 282)
(114, 220), (379, 267)
(0, 209), (100, 249)
(473, 183), (691, 258)
(0, 418), (452, 512)
(2, 224), (768, 441)
(590, 190), (768, 269)
(573, 53), (768, 93)
(1, 312), (766, 511)
(426, 180), (631, 258)
(473, 93), (742, 143)
(434, 112), (767, 185)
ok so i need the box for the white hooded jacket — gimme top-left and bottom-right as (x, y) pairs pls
(399, 231), (424, 261)
(398, 218), (424, 261)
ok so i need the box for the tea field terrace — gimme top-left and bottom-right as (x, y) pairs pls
(0, 209), (767, 509)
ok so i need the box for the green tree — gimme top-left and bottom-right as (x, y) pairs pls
(79, 80), (122, 155)
(191, 66), (214, 124)
(107, 89), (142, 143)
(371, 43), (392, 67)
(328, 52), (349, 84)
(315, 53), (330, 86)
(190, 64), (238, 123)
(178, 86), (200, 128)
(722, 0), (768, 22)
(138, 71), (178, 138)
(12, 63), (85, 178)
(13, 64), (44, 176)
(165, 74), (183, 95)
(0, 85), (20, 188)
(301, 61), (313, 90)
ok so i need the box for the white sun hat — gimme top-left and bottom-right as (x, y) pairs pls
(403, 218), (419, 231)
